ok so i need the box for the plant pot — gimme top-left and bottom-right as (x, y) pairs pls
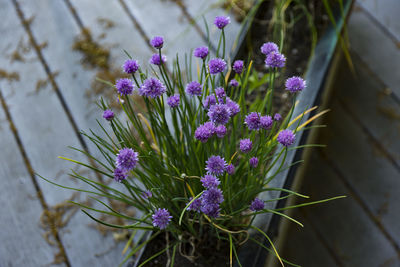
(130, 1), (354, 266)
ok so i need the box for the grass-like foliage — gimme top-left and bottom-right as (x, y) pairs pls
(41, 15), (343, 267)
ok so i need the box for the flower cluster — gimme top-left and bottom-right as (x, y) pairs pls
(150, 36), (164, 49)
(261, 41), (286, 68)
(113, 148), (139, 182)
(139, 78), (166, 98)
(186, 81), (202, 96)
(209, 58), (227, 74)
(59, 15), (318, 266)
(167, 94), (180, 108)
(187, 160), (225, 218)
(150, 54), (167, 65)
(195, 122), (216, 143)
(214, 16), (230, 29)
(206, 155), (227, 176)
(244, 112), (276, 131)
(152, 208), (172, 229)
(115, 78), (134, 96)
(123, 59), (139, 74)
(194, 46), (209, 59)
(102, 109), (114, 121)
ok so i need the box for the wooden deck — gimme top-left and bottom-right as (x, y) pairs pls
(0, 0), (241, 266)
(269, 1), (400, 266)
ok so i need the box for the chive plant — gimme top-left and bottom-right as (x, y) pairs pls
(42, 15), (341, 267)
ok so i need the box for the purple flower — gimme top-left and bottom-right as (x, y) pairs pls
(167, 94), (180, 108)
(152, 208), (172, 229)
(226, 97), (240, 116)
(123, 59), (139, 74)
(260, 115), (273, 130)
(202, 188), (224, 204)
(195, 122), (215, 143)
(274, 113), (282, 121)
(194, 46), (209, 59)
(203, 95), (217, 110)
(150, 54), (167, 65)
(232, 60), (244, 74)
(205, 155), (227, 176)
(214, 16), (230, 29)
(277, 129), (295, 147)
(245, 112), (261, 130)
(285, 76), (306, 93)
(249, 157), (259, 168)
(201, 175), (220, 189)
(139, 78), (166, 98)
(141, 190), (152, 199)
(250, 198), (265, 211)
(239, 139), (252, 153)
(115, 78), (134, 96)
(114, 167), (128, 182)
(209, 58), (227, 74)
(200, 203), (220, 218)
(208, 104), (231, 125)
(226, 164), (235, 175)
(103, 109), (114, 121)
(116, 148), (139, 170)
(186, 81), (202, 96)
(265, 52), (286, 68)
(215, 125), (227, 138)
(229, 79), (239, 87)
(150, 36), (164, 49)
(215, 87), (226, 99)
(187, 197), (202, 212)
(260, 42), (279, 56)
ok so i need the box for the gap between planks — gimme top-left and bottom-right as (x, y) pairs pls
(0, 89), (71, 267)
(11, 0), (90, 154)
(321, 149), (400, 254)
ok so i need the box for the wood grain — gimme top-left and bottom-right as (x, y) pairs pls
(0, 99), (62, 266)
(335, 55), (400, 168)
(322, 97), (400, 247)
(348, 9), (400, 96)
(301, 153), (399, 266)
(2, 0), (125, 265)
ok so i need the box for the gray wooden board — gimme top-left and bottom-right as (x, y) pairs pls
(358, 0), (400, 41)
(335, 54), (400, 166)
(321, 98), (400, 247)
(0, 103), (61, 266)
(348, 8), (400, 97)
(301, 152), (399, 266)
(276, 211), (338, 267)
(68, 0), (152, 68)
(3, 0), (125, 265)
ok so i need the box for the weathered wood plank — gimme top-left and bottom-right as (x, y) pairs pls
(335, 54), (400, 167)
(358, 0), (400, 40)
(0, 100), (61, 266)
(348, 8), (400, 97)
(300, 153), (399, 266)
(276, 211), (338, 267)
(3, 0), (125, 265)
(67, 0), (152, 67)
(321, 98), (400, 247)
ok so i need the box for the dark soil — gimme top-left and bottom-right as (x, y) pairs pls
(137, 231), (231, 267)
(136, 0), (340, 266)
